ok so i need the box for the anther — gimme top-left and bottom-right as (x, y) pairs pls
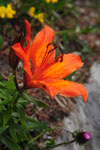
(47, 43), (64, 63)
(60, 52), (64, 62)
(48, 45), (58, 54)
(42, 85), (46, 89)
(47, 43), (52, 49)
(55, 52), (64, 63)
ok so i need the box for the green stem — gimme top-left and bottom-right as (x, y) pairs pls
(12, 69), (25, 106)
(28, 130), (47, 144)
(42, 140), (75, 150)
(55, 30), (71, 35)
(13, 69), (19, 92)
(13, 88), (25, 106)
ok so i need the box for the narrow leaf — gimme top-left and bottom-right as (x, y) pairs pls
(0, 133), (21, 150)
(3, 106), (12, 128)
(23, 93), (49, 108)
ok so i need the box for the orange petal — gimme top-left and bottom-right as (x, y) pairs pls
(12, 43), (32, 87)
(41, 79), (88, 102)
(30, 25), (55, 72)
(25, 20), (31, 44)
(24, 20), (31, 57)
(39, 54), (84, 80)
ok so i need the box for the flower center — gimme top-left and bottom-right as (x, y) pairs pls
(47, 43), (64, 63)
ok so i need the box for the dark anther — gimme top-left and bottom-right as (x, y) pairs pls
(55, 52), (64, 63)
(42, 85), (46, 89)
(57, 48), (64, 62)
(47, 43), (64, 62)
(48, 45), (58, 54)
(47, 43), (52, 49)
(60, 52), (64, 62)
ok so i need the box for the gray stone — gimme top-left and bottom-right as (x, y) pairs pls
(53, 61), (100, 150)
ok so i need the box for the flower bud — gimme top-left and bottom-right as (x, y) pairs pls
(9, 33), (25, 69)
(72, 130), (91, 145)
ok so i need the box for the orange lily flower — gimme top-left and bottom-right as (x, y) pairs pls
(12, 20), (88, 102)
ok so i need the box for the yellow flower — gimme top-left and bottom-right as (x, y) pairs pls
(6, 4), (16, 19)
(35, 13), (44, 24)
(51, 0), (58, 3)
(46, 0), (58, 3)
(28, 7), (35, 17)
(46, 0), (51, 3)
(0, 6), (6, 19)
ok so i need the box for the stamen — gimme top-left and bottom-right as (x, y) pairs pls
(42, 85), (46, 89)
(47, 43), (52, 49)
(60, 52), (64, 62)
(47, 42), (64, 63)
(55, 51), (64, 63)
(48, 45), (58, 54)
(55, 50), (64, 63)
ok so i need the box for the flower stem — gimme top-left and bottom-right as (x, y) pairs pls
(29, 130), (48, 144)
(12, 69), (25, 106)
(13, 69), (19, 91)
(42, 140), (75, 150)
(57, 126), (72, 134)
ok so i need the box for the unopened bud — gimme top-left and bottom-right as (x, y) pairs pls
(72, 130), (91, 145)
(9, 33), (25, 69)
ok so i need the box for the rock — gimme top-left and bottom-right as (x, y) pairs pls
(84, 61), (100, 150)
(53, 61), (100, 150)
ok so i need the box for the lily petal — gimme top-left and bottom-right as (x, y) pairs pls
(25, 20), (31, 45)
(30, 25), (55, 72)
(12, 43), (32, 87)
(39, 54), (84, 80)
(24, 20), (31, 57)
(42, 79), (88, 102)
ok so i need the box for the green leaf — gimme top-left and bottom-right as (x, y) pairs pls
(9, 121), (18, 143)
(34, 100), (49, 108)
(64, 71), (75, 81)
(0, 89), (13, 106)
(28, 129), (47, 144)
(18, 97), (28, 107)
(11, 91), (19, 104)
(25, 114), (38, 123)
(12, 111), (20, 118)
(0, 126), (9, 134)
(6, 75), (16, 90)
(0, 89), (12, 100)
(22, 93), (49, 108)
(82, 46), (91, 53)
(0, 88), (18, 106)
(0, 81), (7, 87)
(27, 121), (49, 132)
(45, 138), (55, 147)
(16, 125), (29, 142)
(0, 76), (15, 90)
(3, 106), (12, 128)
(18, 104), (27, 129)
(0, 133), (21, 150)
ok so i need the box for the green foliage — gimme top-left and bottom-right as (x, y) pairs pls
(0, 133), (21, 150)
(45, 138), (55, 147)
(22, 93), (49, 108)
(0, 76), (54, 149)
